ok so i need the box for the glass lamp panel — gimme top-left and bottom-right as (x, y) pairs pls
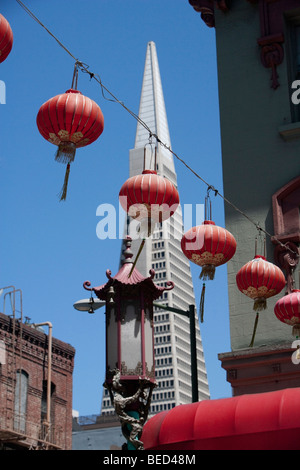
(121, 300), (142, 375)
(106, 306), (118, 372)
(144, 307), (154, 378)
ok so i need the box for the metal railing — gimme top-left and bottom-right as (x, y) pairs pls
(0, 408), (64, 449)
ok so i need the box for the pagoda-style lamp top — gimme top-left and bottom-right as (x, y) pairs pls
(83, 236), (174, 385)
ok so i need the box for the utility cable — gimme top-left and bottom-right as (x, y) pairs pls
(15, 0), (299, 259)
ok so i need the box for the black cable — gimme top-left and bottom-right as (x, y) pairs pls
(14, 0), (299, 259)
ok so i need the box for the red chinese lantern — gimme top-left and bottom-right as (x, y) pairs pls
(119, 169), (179, 224)
(37, 77), (104, 200)
(119, 164), (179, 274)
(274, 290), (300, 337)
(181, 220), (237, 281)
(236, 255), (286, 311)
(181, 219), (236, 322)
(0, 14), (13, 63)
(236, 255), (286, 347)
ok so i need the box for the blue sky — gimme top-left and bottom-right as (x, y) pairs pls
(0, 0), (232, 416)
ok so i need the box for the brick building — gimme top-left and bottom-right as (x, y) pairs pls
(0, 310), (75, 450)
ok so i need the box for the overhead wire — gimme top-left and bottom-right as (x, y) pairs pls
(15, 0), (299, 259)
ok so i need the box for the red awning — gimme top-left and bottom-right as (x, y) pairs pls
(142, 388), (300, 450)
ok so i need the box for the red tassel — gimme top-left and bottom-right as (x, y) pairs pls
(55, 142), (76, 163)
(58, 163), (71, 201)
(249, 312), (259, 348)
(128, 239), (146, 277)
(199, 283), (205, 323)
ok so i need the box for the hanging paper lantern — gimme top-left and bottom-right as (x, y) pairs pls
(274, 290), (300, 337)
(119, 168), (179, 275)
(0, 14), (13, 63)
(0, 13), (14, 63)
(119, 169), (179, 226)
(236, 255), (286, 311)
(36, 88), (104, 200)
(236, 255), (286, 347)
(181, 220), (236, 322)
(181, 220), (237, 281)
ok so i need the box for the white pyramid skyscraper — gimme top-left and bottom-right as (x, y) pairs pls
(101, 42), (209, 415)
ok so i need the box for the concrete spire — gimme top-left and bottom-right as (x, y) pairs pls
(101, 42), (210, 418)
(129, 41), (175, 181)
(135, 41), (171, 151)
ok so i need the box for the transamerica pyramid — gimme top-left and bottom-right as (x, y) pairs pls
(101, 41), (209, 416)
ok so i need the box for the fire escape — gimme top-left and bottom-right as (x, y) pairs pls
(0, 286), (63, 450)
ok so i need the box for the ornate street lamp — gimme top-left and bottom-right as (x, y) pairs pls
(73, 297), (105, 314)
(83, 236), (174, 450)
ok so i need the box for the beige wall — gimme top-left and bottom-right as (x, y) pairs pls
(214, 1), (300, 350)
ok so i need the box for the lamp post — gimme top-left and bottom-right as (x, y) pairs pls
(73, 297), (105, 314)
(82, 237), (174, 450)
(153, 302), (199, 403)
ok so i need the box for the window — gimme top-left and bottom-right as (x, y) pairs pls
(293, 25), (300, 79)
(272, 176), (300, 292)
(272, 176), (300, 242)
(14, 370), (29, 433)
(287, 15), (300, 122)
(0, 340), (5, 367)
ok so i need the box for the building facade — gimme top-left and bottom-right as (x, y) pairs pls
(101, 41), (210, 416)
(189, 0), (300, 393)
(0, 306), (75, 450)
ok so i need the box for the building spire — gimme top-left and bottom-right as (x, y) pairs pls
(101, 41), (210, 418)
(135, 41), (171, 152)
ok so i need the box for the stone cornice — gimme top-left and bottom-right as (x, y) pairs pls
(0, 312), (75, 371)
(189, 0), (229, 28)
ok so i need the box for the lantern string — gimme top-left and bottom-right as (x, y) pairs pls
(71, 62), (79, 90)
(14, 0), (300, 260)
(15, 0), (79, 62)
(249, 312), (260, 348)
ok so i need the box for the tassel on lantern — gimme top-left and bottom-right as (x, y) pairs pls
(199, 283), (206, 323)
(249, 312), (260, 348)
(253, 297), (267, 312)
(58, 163), (71, 202)
(128, 218), (154, 277)
(55, 141), (76, 164)
(128, 239), (146, 278)
(200, 265), (216, 281)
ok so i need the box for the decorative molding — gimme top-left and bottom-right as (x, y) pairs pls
(0, 312), (75, 372)
(274, 242), (299, 293)
(188, 0), (216, 28)
(257, 33), (284, 89)
(272, 176), (300, 293)
(219, 343), (300, 395)
(256, 1), (286, 90)
(189, 0), (300, 89)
